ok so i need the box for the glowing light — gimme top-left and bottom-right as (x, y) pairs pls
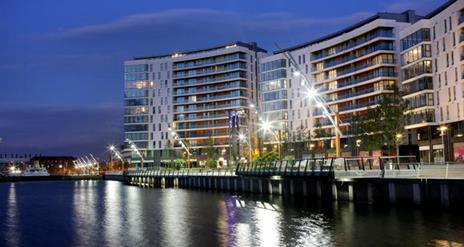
(293, 71), (301, 77)
(238, 134), (246, 140)
(249, 103), (255, 108)
(306, 87), (318, 99)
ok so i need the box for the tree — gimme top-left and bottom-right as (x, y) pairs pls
(203, 137), (218, 167)
(351, 86), (407, 156)
(288, 126), (312, 159)
(162, 141), (179, 168)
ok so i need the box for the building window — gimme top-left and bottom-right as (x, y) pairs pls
(446, 105), (449, 120)
(445, 71), (448, 85)
(433, 26), (436, 40)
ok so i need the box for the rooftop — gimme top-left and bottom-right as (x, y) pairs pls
(274, 10), (422, 54)
(133, 41), (267, 60)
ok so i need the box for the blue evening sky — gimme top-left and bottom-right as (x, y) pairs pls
(0, 0), (444, 158)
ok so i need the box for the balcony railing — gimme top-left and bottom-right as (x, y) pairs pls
(173, 53), (246, 70)
(326, 87), (377, 103)
(174, 91), (247, 104)
(173, 81), (246, 95)
(312, 43), (394, 72)
(332, 58), (395, 79)
(406, 113), (435, 125)
(311, 30), (394, 61)
(313, 99), (381, 116)
(173, 63), (246, 79)
(173, 72), (247, 87)
(176, 122), (241, 130)
(320, 71), (397, 92)
(174, 113), (229, 121)
(174, 101), (248, 113)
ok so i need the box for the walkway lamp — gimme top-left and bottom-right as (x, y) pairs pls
(438, 125), (448, 162)
(395, 133), (403, 165)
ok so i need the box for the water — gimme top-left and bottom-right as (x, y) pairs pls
(0, 181), (463, 247)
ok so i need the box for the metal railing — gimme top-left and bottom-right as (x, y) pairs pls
(236, 158), (334, 177)
(125, 168), (236, 177)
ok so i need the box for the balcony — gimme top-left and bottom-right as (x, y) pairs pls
(174, 113), (229, 121)
(173, 91), (247, 104)
(174, 101), (248, 113)
(320, 71), (397, 93)
(406, 112), (435, 126)
(326, 87), (377, 103)
(173, 63), (246, 79)
(402, 79), (433, 95)
(173, 72), (247, 87)
(177, 131), (229, 139)
(313, 99), (381, 116)
(173, 53), (246, 70)
(173, 81), (246, 96)
(311, 29), (394, 61)
(176, 122), (238, 130)
(312, 43), (394, 72)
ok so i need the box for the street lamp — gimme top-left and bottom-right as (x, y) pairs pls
(108, 145), (125, 171)
(395, 133), (403, 165)
(438, 125), (448, 162)
(259, 119), (283, 160)
(126, 139), (144, 169)
(356, 139), (362, 157)
(168, 129), (191, 168)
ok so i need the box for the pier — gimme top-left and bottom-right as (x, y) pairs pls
(119, 158), (464, 208)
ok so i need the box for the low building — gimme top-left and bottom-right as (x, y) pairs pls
(30, 156), (77, 175)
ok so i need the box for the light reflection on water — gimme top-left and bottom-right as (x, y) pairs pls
(0, 180), (463, 247)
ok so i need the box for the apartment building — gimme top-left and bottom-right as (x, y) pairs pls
(124, 0), (464, 164)
(400, 0), (464, 162)
(265, 11), (421, 157)
(124, 42), (266, 166)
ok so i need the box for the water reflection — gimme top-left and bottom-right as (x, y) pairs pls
(6, 183), (19, 247)
(103, 181), (122, 246)
(72, 180), (98, 246)
(159, 189), (188, 246)
(0, 181), (463, 247)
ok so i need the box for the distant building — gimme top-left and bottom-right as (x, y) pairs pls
(30, 156), (76, 175)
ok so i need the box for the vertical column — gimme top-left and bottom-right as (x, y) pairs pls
(303, 181), (308, 197)
(268, 180), (273, 195)
(249, 179), (254, 193)
(259, 179), (263, 194)
(367, 183), (374, 204)
(348, 184), (354, 201)
(413, 183), (421, 205)
(316, 181), (322, 198)
(388, 183), (396, 204)
(332, 183), (338, 201)
(290, 180), (294, 196)
(440, 184), (450, 207)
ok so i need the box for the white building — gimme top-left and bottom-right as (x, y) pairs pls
(124, 42), (266, 166)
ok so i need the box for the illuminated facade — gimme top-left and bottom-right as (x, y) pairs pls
(400, 0), (464, 162)
(125, 0), (464, 164)
(124, 42), (265, 166)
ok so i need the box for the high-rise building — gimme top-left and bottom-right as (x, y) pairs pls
(266, 11), (421, 156)
(124, 0), (464, 165)
(124, 42), (266, 167)
(400, 0), (464, 162)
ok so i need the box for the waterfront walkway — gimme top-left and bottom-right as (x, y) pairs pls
(122, 157), (464, 180)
